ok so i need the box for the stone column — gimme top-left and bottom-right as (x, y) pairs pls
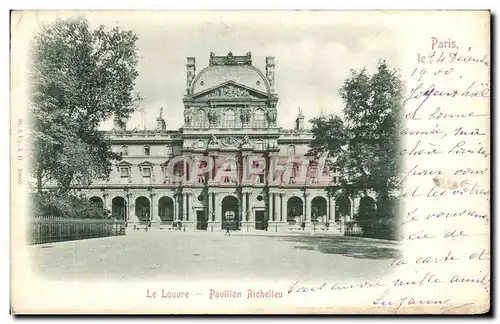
(303, 192), (309, 222)
(277, 192), (282, 222)
(102, 192), (110, 215)
(183, 192), (190, 222)
(184, 159), (189, 183)
(173, 194), (178, 221)
(151, 192), (161, 223)
(208, 192), (213, 221)
(182, 193), (187, 221)
(241, 192), (247, 222)
(349, 196), (354, 220)
(247, 192), (253, 224)
(214, 193), (221, 228)
(127, 192), (138, 223)
(328, 195), (335, 222)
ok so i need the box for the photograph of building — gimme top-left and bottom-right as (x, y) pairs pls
(82, 51), (356, 233)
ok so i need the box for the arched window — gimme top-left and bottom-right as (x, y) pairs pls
(223, 109), (236, 128)
(193, 109), (208, 128)
(253, 109), (265, 128)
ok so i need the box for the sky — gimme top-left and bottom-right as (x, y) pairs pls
(28, 11), (401, 130)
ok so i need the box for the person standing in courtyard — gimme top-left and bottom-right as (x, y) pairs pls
(225, 224), (231, 236)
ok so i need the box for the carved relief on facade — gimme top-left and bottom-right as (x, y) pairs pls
(240, 106), (252, 125)
(207, 109), (220, 126)
(186, 70), (195, 93)
(220, 136), (241, 147)
(267, 108), (277, 125)
(184, 106), (193, 125)
(200, 84), (253, 99)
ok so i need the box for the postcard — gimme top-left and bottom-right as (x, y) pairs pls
(10, 10), (490, 314)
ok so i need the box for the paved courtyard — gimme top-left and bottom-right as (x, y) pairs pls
(30, 231), (401, 282)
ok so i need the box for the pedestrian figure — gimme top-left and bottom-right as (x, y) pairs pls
(225, 225), (231, 236)
(301, 222), (306, 231)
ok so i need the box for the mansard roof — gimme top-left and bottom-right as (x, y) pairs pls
(189, 54), (271, 95)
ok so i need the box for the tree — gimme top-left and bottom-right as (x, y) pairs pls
(30, 18), (141, 193)
(309, 60), (402, 222)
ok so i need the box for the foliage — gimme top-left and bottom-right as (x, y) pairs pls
(309, 60), (403, 240)
(30, 18), (141, 193)
(31, 192), (109, 219)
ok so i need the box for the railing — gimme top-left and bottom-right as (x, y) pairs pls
(343, 221), (366, 236)
(29, 216), (126, 245)
(343, 220), (398, 240)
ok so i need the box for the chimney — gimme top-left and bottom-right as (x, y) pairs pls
(295, 108), (304, 130)
(186, 57), (196, 95)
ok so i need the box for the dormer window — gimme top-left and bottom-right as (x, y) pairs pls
(144, 146), (151, 156)
(142, 167), (151, 178)
(121, 145), (128, 156)
(120, 167), (130, 178)
(138, 161), (153, 179)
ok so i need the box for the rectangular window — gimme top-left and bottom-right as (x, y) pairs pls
(143, 167), (151, 178)
(144, 146), (151, 156)
(120, 167), (130, 178)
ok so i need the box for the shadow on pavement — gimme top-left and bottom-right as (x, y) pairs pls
(262, 235), (401, 260)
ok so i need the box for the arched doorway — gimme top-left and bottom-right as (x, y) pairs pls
(112, 197), (127, 221)
(89, 196), (104, 209)
(335, 195), (351, 221)
(221, 196), (239, 230)
(135, 196), (151, 222)
(311, 196), (327, 223)
(287, 196), (303, 224)
(158, 196), (174, 223)
(358, 196), (376, 221)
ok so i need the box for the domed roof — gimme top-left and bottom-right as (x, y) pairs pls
(190, 52), (270, 95)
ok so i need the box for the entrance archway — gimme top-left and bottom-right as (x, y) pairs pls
(158, 196), (174, 223)
(335, 195), (351, 221)
(135, 196), (151, 222)
(89, 196), (104, 209)
(221, 195), (239, 230)
(112, 197), (127, 221)
(287, 196), (303, 224)
(311, 196), (327, 223)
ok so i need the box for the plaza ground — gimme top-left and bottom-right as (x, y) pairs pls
(30, 230), (401, 282)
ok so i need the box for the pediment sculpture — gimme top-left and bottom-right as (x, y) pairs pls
(199, 84), (253, 99)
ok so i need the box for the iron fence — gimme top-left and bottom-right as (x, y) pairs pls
(343, 221), (365, 236)
(29, 216), (126, 245)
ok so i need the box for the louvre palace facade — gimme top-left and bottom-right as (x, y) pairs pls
(79, 52), (362, 232)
